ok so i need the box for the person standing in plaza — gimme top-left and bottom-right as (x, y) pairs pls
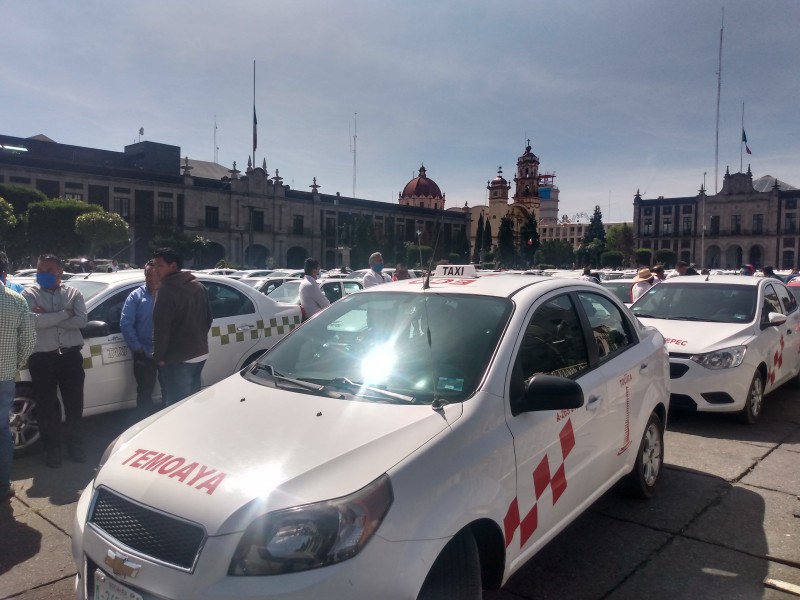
(151, 248), (212, 406)
(392, 263), (411, 281)
(0, 269), (36, 501)
(22, 254), (88, 467)
(362, 252), (390, 288)
(299, 258), (329, 320)
(120, 260), (162, 417)
(0, 252), (24, 293)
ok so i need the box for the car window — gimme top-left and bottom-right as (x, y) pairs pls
(87, 287), (137, 334)
(632, 283), (757, 323)
(762, 284), (782, 322)
(259, 292), (512, 404)
(267, 281), (301, 303)
(322, 282), (343, 303)
(202, 282), (255, 319)
(577, 292), (634, 361)
(515, 294), (589, 382)
(66, 280), (113, 302)
(343, 281), (362, 295)
(774, 283), (797, 314)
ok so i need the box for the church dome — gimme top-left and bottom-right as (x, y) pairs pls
(489, 167), (508, 188)
(401, 165), (443, 199)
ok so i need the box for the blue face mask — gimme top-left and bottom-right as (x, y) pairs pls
(36, 272), (57, 288)
(373, 263), (384, 273)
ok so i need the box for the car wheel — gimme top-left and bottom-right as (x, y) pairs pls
(738, 371), (764, 424)
(621, 412), (664, 498)
(417, 530), (482, 600)
(12, 385), (40, 455)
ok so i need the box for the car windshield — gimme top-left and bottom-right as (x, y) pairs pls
(266, 280), (301, 302)
(249, 291), (512, 404)
(601, 281), (633, 304)
(631, 282), (757, 323)
(64, 280), (112, 301)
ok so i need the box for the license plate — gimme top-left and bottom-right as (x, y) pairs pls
(94, 569), (143, 600)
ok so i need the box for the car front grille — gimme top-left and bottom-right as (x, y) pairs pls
(669, 394), (697, 410)
(89, 487), (206, 571)
(669, 363), (690, 378)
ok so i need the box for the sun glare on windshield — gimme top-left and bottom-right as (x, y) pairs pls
(361, 343), (397, 385)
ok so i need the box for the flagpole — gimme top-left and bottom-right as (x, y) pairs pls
(253, 60), (256, 169)
(740, 101), (744, 173)
(714, 8), (724, 194)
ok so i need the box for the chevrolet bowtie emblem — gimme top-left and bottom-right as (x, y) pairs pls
(104, 550), (141, 578)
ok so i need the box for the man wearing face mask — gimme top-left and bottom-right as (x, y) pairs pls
(362, 252), (390, 288)
(22, 254), (88, 468)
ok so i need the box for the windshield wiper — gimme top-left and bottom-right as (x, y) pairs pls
(633, 313), (660, 319)
(322, 377), (415, 403)
(249, 364), (344, 398)
(665, 316), (709, 321)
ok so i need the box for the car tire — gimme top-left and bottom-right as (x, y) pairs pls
(621, 411), (664, 499)
(417, 530), (482, 600)
(12, 384), (40, 456)
(738, 371), (764, 424)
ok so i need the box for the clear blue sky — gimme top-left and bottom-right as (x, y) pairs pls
(4, 0), (798, 223)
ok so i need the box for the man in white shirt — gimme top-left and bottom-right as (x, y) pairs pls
(362, 252), (390, 288)
(299, 258), (330, 320)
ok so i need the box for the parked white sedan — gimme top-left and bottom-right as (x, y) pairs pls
(631, 274), (800, 423)
(12, 272), (301, 451)
(72, 265), (669, 599)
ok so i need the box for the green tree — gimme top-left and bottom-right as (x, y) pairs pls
(600, 250), (624, 268)
(635, 248), (653, 267)
(497, 216), (516, 267)
(457, 227), (471, 263)
(585, 237), (604, 268)
(605, 223), (635, 267)
(519, 213), (539, 266)
(539, 240), (575, 267)
(27, 199), (102, 258)
(350, 215), (377, 268)
(0, 184), (47, 215)
(472, 213), (484, 263)
(406, 244), (433, 268)
(483, 219), (492, 256)
(654, 248), (677, 268)
(75, 211), (129, 258)
(583, 205), (606, 245)
(0, 197), (17, 241)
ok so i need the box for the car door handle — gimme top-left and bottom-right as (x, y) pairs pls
(237, 324), (256, 331)
(586, 395), (602, 411)
(640, 363), (649, 373)
(786, 329), (792, 335)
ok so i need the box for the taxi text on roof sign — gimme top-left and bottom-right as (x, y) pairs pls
(433, 264), (478, 278)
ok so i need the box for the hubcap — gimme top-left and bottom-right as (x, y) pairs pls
(11, 397), (40, 451)
(641, 424), (662, 486)
(750, 378), (763, 417)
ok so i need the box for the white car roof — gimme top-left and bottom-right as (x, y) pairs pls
(655, 274), (763, 287)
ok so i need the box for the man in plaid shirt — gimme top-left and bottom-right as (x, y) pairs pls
(0, 253), (36, 503)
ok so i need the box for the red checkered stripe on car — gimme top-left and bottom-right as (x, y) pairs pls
(768, 334), (785, 385)
(503, 418), (576, 548)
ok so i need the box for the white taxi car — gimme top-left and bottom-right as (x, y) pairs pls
(631, 274), (800, 423)
(12, 271), (301, 452)
(72, 265), (669, 599)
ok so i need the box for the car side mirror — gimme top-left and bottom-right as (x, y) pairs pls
(81, 320), (110, 338)
(513, 374), (585, 415)
(765, 312), (787, 327)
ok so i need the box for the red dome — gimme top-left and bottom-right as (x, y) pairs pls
(401, 165), (443, 199)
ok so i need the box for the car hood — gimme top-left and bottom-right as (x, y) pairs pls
(636, 317), (754, 354)
(94, 374), (462, 535)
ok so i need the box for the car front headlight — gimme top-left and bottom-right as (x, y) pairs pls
(229, 473), (393, 576)
(690, 345), (746, 369)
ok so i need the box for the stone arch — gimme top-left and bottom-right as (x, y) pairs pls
(782, 250), (795, 270)
(705, 245), (722, 269)
(679, 250), (691, 263)
(748, 245), (763, 268)
(725, 245), (743, 270)
(286, 246), (309, 269)
(324, 249), (336, 269)
(245, 244), (269, 268)
(198, 242), (225, 268)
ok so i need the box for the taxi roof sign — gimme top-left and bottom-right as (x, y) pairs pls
(433, 264), (478, 278)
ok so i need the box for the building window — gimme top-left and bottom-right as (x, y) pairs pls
(731, 215), (741, 234)
(663, 206), (672, 215)
(682, 216), (692, 235)
(292, 215), (304, 235)
(753, 214), (764, 235)
(157, 201), (173, 224)
(643, 207), (653, 216)
(113, 197), (130, 218)
(710, 215), (720, 234)
(253, 210), (264, 232)
(787, 200), (797, 210)
(662, 218), (672, 235)
(206, 206), (219, 229)
(682, 205), (693, 214)
(65, 193), (84, 201)
(785, 213), (797, 234)
(643, 219), (652, 235)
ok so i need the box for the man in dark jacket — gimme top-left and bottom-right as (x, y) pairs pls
(152, 248), (212, 406)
